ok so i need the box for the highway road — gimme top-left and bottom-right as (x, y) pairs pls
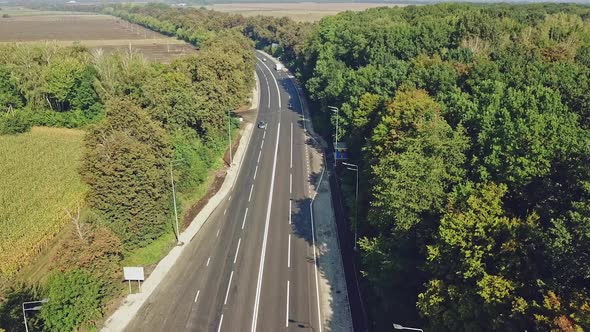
(126, 51), (323, 332)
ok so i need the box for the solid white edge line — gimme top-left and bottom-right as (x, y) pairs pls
(290, 122), (293, 169)
(217, 314), (224, 332)
(249, 184), (254, 202)
(288, 67), (306, 132)
(224, 271), (234, 305)
(288, 234), (291, 268)
(242, 207), (249, 230)
(286, 280), (290, 328)
(234, 238), (241, 264)
(194, 290), (200, 303)
(257, 58), (282, 108)
(251, 122), (281, 332)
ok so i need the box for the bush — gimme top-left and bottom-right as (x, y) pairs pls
(52, 220), (123, 294)
(0, 111), (32, 135)
(39, 269), (105, 331)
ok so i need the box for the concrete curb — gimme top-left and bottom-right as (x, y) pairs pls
(101, 72), (259, 332)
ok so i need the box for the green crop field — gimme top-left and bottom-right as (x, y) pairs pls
(0, 127), (86, 285)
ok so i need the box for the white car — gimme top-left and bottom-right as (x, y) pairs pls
(257, 121), (267, 129)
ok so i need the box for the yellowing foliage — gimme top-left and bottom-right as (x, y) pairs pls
(0, 127), (86, 284)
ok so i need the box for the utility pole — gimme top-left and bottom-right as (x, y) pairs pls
(328, 106), (339, 150)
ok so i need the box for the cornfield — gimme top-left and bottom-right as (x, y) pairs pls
(0, 127), (86, 283)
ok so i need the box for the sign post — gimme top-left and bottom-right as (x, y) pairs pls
(123, 267), (145, 294)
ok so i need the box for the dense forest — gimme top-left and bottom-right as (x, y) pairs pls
(0, 25), (254, 332)
(300, 4), (590, 331)
(110, 3), (590, 331)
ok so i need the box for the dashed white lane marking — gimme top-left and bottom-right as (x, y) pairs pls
(285, 280), (290, 327)
(288, 234), (291, 268)
(248, 184), (254, 202)
(289, 173), (292, 194)
(254, 165), (258, 180)
(263, 130), (266, 139)
(290, 122), (293, 169)
(194, 290), (200, 303)
(261, 139), (264, 150)
(289, 200), (292, 224)
(257, 150), (262, 163)
(224, 209), (227, 215)
(255, 62), (271, 108)
(242, 207), (249, 230)
(216, 229), (220, 237)
(217, 314), (224, 332)
(228, 195), (231, 201)
(224, 271), (234, 305)
(234, 238), (241, 264)
(206, 257), (211, 267)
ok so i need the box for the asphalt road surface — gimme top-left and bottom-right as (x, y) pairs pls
(126, 52), (323, 332)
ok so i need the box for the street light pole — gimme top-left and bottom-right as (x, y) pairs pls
(328, 106), (339, 150)
(393, 323), (424, 332)
(228, 109), (233, 165)
(342, 162), (358, 250)
(170, 162), (180, 245)
(23, 299), (49, 332)
(170, 159), (185, 246)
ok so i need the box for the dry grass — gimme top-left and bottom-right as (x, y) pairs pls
(0, 127), (86, 285)
(206, 2), (408, 22)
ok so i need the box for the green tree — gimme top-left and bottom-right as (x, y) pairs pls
(40, 269), (105, 331)
(0, 66), (24, 113)
(419, 183), (542, 331)
(80, 98), (171, 248)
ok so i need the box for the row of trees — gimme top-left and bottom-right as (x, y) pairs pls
(0, 20), (254, 332)
(103, 3), (312, 66)
(292, 3), (590, 331)
(0, 44), (103, 133)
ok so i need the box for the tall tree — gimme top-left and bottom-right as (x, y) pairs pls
(80, 98), (171, 248)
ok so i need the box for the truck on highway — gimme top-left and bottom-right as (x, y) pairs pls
(275, 63), (284, 71)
